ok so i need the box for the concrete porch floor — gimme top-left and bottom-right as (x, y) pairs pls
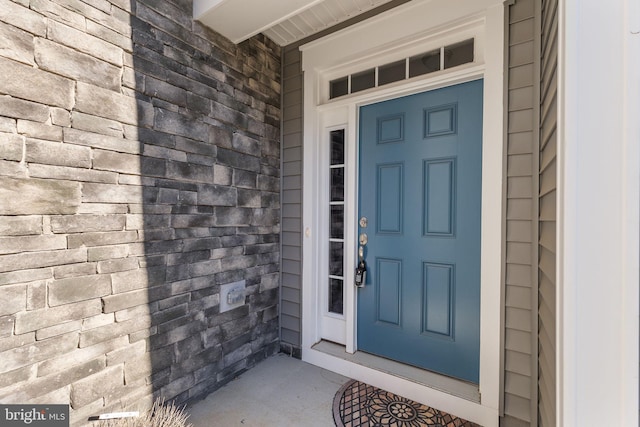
(187, 354), (349, 426)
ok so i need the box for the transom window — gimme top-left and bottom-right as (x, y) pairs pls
(329, 39), (474, 99)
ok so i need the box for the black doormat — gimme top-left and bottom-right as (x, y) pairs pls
(333, 380), (481, 427)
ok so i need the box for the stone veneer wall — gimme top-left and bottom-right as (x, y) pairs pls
(0, 0), (281, 425)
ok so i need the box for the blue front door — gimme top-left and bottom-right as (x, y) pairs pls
(357, 80), (483, 383)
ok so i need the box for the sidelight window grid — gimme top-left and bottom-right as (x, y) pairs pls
(328, 129), (346, 315)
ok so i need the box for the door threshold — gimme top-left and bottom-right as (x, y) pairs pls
(312, 340), (480, 403)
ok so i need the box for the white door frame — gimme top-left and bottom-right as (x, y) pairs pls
(300, 1), (505, 425)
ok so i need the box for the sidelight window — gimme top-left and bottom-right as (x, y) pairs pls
(328, 129), (346, 315)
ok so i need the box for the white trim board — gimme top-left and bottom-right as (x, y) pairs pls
(300, 1), (505, 426)
(557, 0), (640, 425)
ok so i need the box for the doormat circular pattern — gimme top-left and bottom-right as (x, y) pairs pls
(333, 380), (481, 427)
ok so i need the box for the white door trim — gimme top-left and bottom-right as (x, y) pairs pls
(300, 1), (505, 425)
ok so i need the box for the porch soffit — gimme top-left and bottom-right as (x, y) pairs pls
(193, 0), (397, 46)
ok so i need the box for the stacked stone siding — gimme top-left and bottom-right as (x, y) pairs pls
(0, 0), (281, 425)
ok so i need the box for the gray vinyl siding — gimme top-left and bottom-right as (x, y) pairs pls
(538, 0), (557, 424)
(502, 0), (539, 425)
(280, 46), (303, 349)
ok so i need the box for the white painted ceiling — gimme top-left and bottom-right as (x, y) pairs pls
(194, 0), (397, 46)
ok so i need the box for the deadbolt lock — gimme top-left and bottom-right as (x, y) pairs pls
(359, 217), (368, 228)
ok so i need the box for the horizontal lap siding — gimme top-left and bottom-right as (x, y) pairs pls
(280, 46), (303, 350)
(538, 0), (558, 424)
(503, 0), (538, 425)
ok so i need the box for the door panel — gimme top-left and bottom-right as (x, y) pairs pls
(357, 80), (483, 383)
(423, 262), (454, 337)
(376, 257), (402, 325)
(377, 163), (403, 234)
(424, 158), (455, 236)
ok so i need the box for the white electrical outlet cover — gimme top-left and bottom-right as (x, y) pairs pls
(220, 280), (246, 313)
